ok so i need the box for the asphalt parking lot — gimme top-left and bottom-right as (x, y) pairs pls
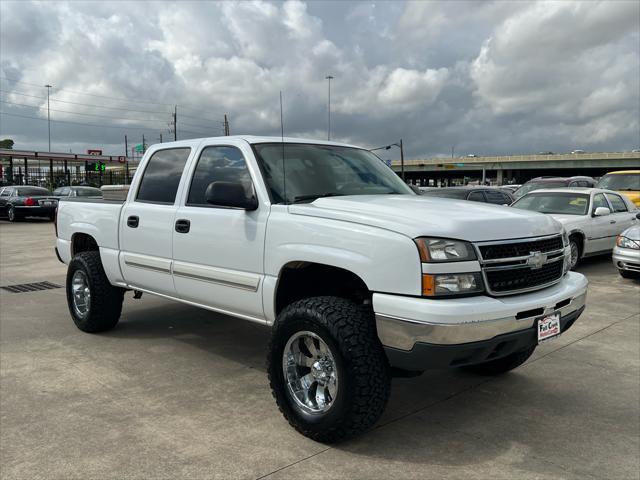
(1, 219), (638, 480)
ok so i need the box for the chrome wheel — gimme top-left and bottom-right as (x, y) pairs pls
(7, 206), (14, 222)
(569, 241), (579, 269)
(282, 331), (338, 415)
(71, 270), (91, 318)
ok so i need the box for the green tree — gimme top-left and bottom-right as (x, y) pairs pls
(0, 139), (14, 149)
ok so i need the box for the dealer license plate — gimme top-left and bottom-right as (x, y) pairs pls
(538, 314), (561, 343)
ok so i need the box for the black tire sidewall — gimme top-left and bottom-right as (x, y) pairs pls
(7, 206), (16, 222)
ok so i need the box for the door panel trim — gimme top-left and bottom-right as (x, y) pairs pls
(172, 261), (260, 291)
(123, 253), (172, 273)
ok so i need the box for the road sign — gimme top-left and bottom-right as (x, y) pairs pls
(117, 156), (126, 163)
(86, 162), (106, 172)
(135, 144), (144, 153)
(87, 149), (102, 155)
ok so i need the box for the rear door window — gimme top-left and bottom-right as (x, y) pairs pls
(484, 191), (510, 204)
(605, 193), (628, 212)
(136, 148), (191, 204)
(467, 191), (486, 202)
(592, 193), (609, 213)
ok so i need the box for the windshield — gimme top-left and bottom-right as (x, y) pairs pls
(512, 192), (589, 215)
(252, 143), (413, 203)
(513, 181), (566, 198)
(16, 187), (51, 196)
(597, 173), (640, 191)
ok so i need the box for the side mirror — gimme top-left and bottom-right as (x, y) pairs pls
(593, 206), (610, 217)
(205, 181), (258, 211)
(636, 212), (640, 220)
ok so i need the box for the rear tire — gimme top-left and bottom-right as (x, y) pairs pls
(7, 205), (20, 222)
(268, 296), (390, 443)
(463, 345), (536, 375)
(66, 251), (124, 333)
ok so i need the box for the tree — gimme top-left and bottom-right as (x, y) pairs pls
(0, 139), (14, 149)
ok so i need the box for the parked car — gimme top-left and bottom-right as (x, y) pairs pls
(0, 185), (58, 222)
(596, 170), (640, 207)
(420, 186), (514, 205)
(500, 184), (521, 194)
(571, 150), (586, 154)
(613, 224), (640, 279)
(56, 136), (588, 442)
(513, 176), (596, 199)
(511, 188), (638, 268)
(53, 186), (102, 198)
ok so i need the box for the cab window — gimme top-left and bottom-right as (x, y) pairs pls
(187, 146), (253, 206)
(136, 148), (191, 204)
(467, 191), (485, 202)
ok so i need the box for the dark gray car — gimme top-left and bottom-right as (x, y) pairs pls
(0, 186), (58, 222)
(420, 186), (514, 205)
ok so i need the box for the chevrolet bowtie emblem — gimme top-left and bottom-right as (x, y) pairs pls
(526, 251), (547, 269)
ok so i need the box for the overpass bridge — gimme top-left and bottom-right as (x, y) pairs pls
(390, 151), (640, 186)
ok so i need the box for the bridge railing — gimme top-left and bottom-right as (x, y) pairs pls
(392, 151), (640, 166)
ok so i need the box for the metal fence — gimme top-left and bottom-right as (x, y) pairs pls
(2, 166), (134, 189)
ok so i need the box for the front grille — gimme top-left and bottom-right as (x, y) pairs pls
(480, 236), (563, 260)
(485, 261), (564, 293)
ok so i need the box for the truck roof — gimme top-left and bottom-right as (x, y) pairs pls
(149, 135), (360, 149)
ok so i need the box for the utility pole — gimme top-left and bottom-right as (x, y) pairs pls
(400, 138), (405, 181)
(451, 145), (455, 158)
(45, 84), (53, 186)
(142, 134), (146, 153)
(159, 133), (163, 143)
(223, 114), (230, 136)
(325, 75), (334, 140)
(173, 105), (177, 141)
(124, 135), (128, 157)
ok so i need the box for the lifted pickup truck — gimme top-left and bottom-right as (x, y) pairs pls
(55, 136), (588, 442)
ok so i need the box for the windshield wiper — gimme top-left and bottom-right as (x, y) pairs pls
(292, 193), (345, 204)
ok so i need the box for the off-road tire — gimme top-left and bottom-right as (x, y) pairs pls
(268, 296), (391, 443)
(463, 345), (536, 375)
(66, 251), (124, 333)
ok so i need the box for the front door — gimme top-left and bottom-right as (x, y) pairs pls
(119, 147), (192, 295)
(587, 193), (616, 253)
(172, 144), (267, 320)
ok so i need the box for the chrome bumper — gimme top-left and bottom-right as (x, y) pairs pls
(612, 246), (640, 273)
(374, 271), (588, 351)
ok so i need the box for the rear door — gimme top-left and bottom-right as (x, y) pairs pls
(172, 142), (268, 320)
(587, 193), (616, 253)
(119, 147), (192, 295)
(605, 192), (637, 237)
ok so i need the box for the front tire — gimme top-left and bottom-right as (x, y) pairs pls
(66, 251), (124, 333)
(569, 238), (580, 269)
(463, 345), (536, 375)
(268, 296), (390, 443)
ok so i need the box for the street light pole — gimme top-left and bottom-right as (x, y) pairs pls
(370, 140), (405, 182)
(45, 84), (52, 151)
(325, 75), (334, 141)
(399, 138), (405, 181)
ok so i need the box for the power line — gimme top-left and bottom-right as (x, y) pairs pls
(1, 99), (171, 125)
(1, 111), (163, 132)
(1, 76), (176, 107)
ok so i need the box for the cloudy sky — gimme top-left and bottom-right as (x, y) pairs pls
(1, 0), (638, 159)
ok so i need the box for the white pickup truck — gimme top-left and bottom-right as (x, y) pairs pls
(55, 136), (588, 442)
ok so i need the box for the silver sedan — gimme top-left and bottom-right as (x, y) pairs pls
(613, 225), (640, 279)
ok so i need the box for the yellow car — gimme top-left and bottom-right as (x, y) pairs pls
(596, 170), (640, 206)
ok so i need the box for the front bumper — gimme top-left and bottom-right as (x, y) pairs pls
(374, 271), (588, 369)
(612, 246), (640, 273)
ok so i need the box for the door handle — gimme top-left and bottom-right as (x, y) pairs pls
(610, 220), (616, 224)
(175, 219), (190, 233)
(127, 215), (139, 228)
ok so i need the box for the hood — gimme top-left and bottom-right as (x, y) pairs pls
(546, 214), (586, 226)
(621, 225), (640, 241)
(289, 195), (561, 242)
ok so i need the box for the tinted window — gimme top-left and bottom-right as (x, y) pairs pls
(513, 193), (589, 215)
(136, 148), (191, 204)
(0, 188), (11, 197)
(16, 187), (51, 196)
(468, 191), (485, 202)
(421, 189), (468, 199)
(592, 193), (609, 212)
(484, 190), (511, 205)
(76, 187), (101, 197)
(187, 146), (252, 206)
(606, 193), (628, 212)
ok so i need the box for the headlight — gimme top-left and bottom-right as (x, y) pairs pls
(422, 273), (484, 297)
(415, 238), (477, 262)
(616, 235), (640, 250)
